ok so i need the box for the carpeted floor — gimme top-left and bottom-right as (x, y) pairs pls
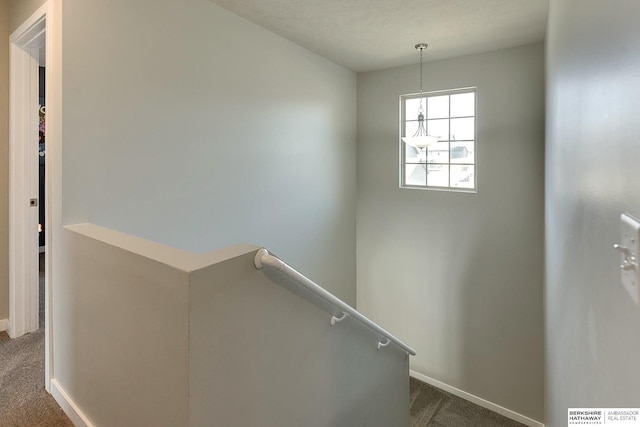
(0, 329), (73, 427)
(0, 253), (72, 427)
(410, 377), (526, 426)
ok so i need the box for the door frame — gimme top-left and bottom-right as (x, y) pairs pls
(9, 0), (59, 391)
(9, 5), (45, 339)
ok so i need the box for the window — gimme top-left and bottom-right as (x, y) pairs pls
(400, 88), (476, 191)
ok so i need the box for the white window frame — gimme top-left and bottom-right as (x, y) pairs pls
(399, 87), (477, 192)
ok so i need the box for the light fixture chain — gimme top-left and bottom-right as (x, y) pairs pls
(418, 45), (424, 113)
(419, 46), (423, 97)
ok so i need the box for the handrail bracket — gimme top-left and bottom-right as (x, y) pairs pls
(330, 312), (348, 326)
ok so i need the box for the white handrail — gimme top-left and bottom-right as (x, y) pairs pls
(254, 248), (417, 356)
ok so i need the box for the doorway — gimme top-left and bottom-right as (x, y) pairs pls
(9, 8), (45, 339)
(9, 0), (60, 393)
(38, 59), (46, 331)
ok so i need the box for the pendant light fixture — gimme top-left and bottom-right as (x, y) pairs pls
(402, 43), (440, 148)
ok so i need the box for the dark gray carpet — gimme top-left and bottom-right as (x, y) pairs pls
(0, 329), (73, 427)
(410, 377), (526, 427)
(1, 255), (71, 426)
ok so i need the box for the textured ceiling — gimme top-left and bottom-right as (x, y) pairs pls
(208, 0), (549, 73)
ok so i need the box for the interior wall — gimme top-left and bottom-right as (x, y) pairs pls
(190, 250), (409, 427)
(60, 224), (192, 426)
(546, 1), (640, 426)
(0, 0), (9, 324)
(356, 43), (545, 421)
(8, 0), (46, 33)
(61, 0), (357, 303)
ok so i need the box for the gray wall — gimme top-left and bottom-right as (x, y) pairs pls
(357, 43), (545, 421)
(0, 0), (8, 323)
(546, 1), (640, 425)
(61, 0), (357, 303)
(190, 250), (409, 427)
(60, 225), (191, 427)
(8, 0), (46, 33)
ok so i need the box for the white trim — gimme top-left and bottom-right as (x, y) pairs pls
(410, 370), (544, 427)
(9, 0), (59, 394)
(0, 319), (9, 332)
(50, 379), (95, 427)
(10, 3), (48, 41)
(8, 3), (46, 340)
(43, 0), (62, 392)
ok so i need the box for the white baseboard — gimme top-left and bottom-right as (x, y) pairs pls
(0, 319), (8, 332)
(50, 379), (95, 427)
(410, 370), (544, 427)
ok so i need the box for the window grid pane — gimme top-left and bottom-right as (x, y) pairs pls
(427, 164), (449, 187)
(405, 164), (426, 186)
(400, 88), (476, 191)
